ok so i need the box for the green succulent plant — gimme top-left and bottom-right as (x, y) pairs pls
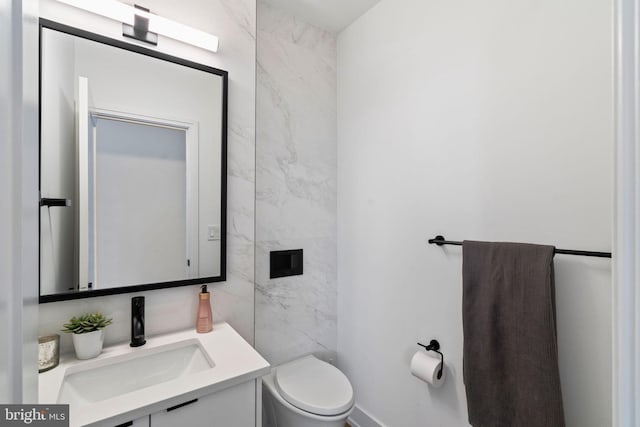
(61, 312), (113, 334)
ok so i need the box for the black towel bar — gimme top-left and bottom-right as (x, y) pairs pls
(428, 235), (612, 258)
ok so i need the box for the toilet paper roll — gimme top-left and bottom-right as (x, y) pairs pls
(410, 351), (445, 387)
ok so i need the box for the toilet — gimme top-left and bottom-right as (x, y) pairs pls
(262, 355), (355, 427)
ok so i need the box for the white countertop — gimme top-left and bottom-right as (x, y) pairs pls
(39, 322), (270, 427)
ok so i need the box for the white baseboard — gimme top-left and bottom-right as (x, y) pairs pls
(348, 405), (386, 427)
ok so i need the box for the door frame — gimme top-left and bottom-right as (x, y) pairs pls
(613, 0), (640, 425)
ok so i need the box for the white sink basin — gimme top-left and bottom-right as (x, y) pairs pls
(39, 323), (271, 427)
(57, 339), (214, 406)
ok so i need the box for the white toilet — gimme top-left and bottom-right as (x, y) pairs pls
(262, 355), (355, 427)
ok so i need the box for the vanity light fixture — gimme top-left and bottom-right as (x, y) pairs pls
(55, 0), (220, 52)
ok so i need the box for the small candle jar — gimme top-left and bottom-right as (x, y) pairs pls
(38, 334), (60, 373)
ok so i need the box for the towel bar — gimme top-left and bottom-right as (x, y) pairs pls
(40, 197), (71, 207)
(428, 235), (612, 258)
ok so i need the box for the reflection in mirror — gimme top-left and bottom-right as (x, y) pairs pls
(39, 20), (227, 302)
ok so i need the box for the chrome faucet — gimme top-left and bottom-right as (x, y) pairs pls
(130, 296), (146, 347)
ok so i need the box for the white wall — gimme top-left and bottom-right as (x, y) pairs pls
(0, 0), (39, 403)
(0, 0), (13, 401)
(337, 1), (612, 426)
(38, 0), (256, 351)
(255, 2), (338, 366)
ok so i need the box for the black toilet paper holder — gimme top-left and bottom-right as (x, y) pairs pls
(417, 339), (444, 380)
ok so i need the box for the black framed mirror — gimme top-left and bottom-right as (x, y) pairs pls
(39, 19), (227, 303)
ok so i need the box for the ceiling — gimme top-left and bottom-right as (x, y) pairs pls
(261, 0), (382, 33)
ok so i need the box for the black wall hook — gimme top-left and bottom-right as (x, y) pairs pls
(417, 339), (444, 379)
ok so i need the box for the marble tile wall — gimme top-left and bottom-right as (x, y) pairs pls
(255, 2), (338, 366)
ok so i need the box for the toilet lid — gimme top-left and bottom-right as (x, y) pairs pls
(274, 355), (354, 416)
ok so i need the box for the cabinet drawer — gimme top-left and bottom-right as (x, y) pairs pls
(151, 381), (255, 427)
(112, 416), (149, 427)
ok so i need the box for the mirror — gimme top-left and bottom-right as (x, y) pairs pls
(39, 20), (227, 302)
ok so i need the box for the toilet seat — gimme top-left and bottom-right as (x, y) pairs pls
(274, 355), (354, 416)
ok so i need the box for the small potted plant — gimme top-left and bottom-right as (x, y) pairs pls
(62, 312), (113, 360)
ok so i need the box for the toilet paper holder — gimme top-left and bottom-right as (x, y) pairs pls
(417, 340), (444, 379)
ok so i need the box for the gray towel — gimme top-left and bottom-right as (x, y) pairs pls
(462, 240), (565, 427)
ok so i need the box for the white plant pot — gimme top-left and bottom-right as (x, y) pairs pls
(72, 329), (105, 360)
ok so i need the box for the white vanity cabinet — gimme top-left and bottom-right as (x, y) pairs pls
(113, 417), (149, 427)
(108, 380), (257, 427)
(150, 381), (255, 427)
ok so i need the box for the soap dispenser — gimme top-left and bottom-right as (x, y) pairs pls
(196, 285), (213, 333)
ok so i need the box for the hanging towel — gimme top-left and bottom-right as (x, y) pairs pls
(462, 240), (565, 427)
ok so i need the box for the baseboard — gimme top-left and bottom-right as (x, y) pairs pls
(348, 404), (386, 427)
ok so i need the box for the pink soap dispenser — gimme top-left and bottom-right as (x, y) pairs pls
(196, 285), (213, 333)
